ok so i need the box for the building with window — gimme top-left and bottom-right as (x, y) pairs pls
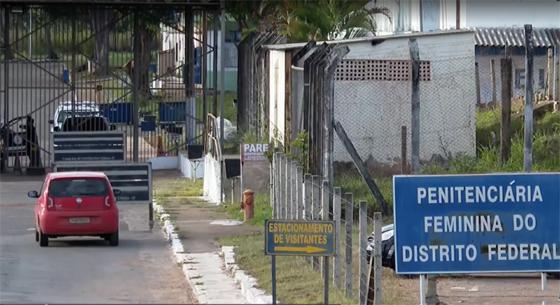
(372, 0), (560, 103)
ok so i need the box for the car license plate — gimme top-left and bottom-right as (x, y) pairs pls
(69, 217), (90, 224)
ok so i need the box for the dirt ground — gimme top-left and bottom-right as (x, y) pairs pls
(382, 272), (560, 305)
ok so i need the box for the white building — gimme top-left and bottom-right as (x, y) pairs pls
(373, 0), (560, 103)
(266, 30), (477, 164)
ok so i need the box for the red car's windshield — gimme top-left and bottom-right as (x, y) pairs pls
(49, 178), (108, 197)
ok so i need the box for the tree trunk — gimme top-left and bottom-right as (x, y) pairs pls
(90, 8), (112, 76)
(137, 26), (152, 101)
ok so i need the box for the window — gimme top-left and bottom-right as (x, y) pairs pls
(49, 178), (108, 197)
(515, 69), (525, 89)
(538, 69), (545, 88)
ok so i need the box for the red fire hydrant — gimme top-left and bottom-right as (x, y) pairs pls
(241, 189), (255, 222)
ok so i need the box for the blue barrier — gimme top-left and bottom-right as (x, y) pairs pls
(158, 101), (186, 122)
(100, 102), (133, 124)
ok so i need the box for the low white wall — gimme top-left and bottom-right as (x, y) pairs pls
(202, 154), (222, 204)
(148, 156), (179, 170)
(179, 153), (204, 179)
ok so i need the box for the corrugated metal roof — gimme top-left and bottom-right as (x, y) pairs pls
(474, 27), (560, 48)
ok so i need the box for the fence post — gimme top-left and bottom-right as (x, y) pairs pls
(321, 180), (330, 276)
(401, 125), (407, 174)
(333, 187), (342, 288)
(292, 161), (298, 220)
(373, 212), (382, 305)
(296, 167), (303, 219)
(272, 153), (278, 219)
(475, 62), (481, 105)
(312, 175), (321, 271)
(343, 192), (354, 298)
(409, 38), (420, 173)
(524, 24), (534, 173)
(500, 58), (512, 164)
(304, 174), (312, 220)
(490, 59), (497, 104)
(359, 201), (368, 305)
(286, 158), (292, 219)
(547, 48), (553, 100)
(279, 154), (286, 219)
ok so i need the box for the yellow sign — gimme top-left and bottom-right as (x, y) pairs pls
(265, 220), (335, 256)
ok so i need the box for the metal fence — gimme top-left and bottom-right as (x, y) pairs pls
(272, 152), (385, 305)
(0, 4), (220, 173)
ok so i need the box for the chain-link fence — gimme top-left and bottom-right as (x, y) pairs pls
(271, 152), (394, 305)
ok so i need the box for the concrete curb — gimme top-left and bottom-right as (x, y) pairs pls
(153, 200), (207, 304)
(221, 246), (274, 304)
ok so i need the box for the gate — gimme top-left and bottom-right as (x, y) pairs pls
(1, 3), (219, 173)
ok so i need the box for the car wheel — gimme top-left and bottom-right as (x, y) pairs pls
(38, 230), (48, 247)
(35, 229), (39, 242)
(108, 231), (119, 247)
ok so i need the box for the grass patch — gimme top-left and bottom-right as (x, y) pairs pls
(219, 233), (415, 305)
(154, 178), (203, 205)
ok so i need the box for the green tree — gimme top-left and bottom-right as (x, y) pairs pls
(286, 0), (391, 41)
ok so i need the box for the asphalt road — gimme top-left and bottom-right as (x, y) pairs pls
(0, 175), (195, 304)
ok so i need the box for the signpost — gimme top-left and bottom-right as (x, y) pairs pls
(265, 219), (335, 304)
(241, 143), (269, 162)
(393, 173), (560, 275)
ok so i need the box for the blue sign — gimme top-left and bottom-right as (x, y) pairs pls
(393, 173), (560, 274)
(265, 220), (335, 256)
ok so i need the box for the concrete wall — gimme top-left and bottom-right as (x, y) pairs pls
(334, 32), (476, 164)
(476, 53), (553, 104)
(203, 154), (222, 204)
(179, 153), (204, 179)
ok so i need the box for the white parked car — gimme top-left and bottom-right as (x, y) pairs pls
(49, 101), (109, 132)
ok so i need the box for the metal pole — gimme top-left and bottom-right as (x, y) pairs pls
(324, 256), (329, 305)
(524, 24), (534, 173)
(219, 2), (225, 149)
(373, 212), (382, 305)
(212, 13), (218, 116)
(28, 7), (31, 58)
(272, 255), (277, 305)
(202, 11), (207, 145)
(2, 6), (10, 172)
(132, 10), (140, 162)
(419, 275), (426, 305)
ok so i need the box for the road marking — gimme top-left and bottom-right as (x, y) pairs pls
(26, 228), (35, 231)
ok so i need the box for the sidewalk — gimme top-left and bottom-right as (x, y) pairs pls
(154, 171), (260, 304)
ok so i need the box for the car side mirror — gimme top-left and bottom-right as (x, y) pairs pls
(48, 119), (54, 124)
(27, 190), (39, 198)
(53, 126), (60, 132)
(113, 189), (121, 197)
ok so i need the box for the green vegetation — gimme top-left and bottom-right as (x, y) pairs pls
(335, 109), (560, 215)
(153, 178), (203, 205)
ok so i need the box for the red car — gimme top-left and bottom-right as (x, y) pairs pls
(28, 171), (120, 247)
